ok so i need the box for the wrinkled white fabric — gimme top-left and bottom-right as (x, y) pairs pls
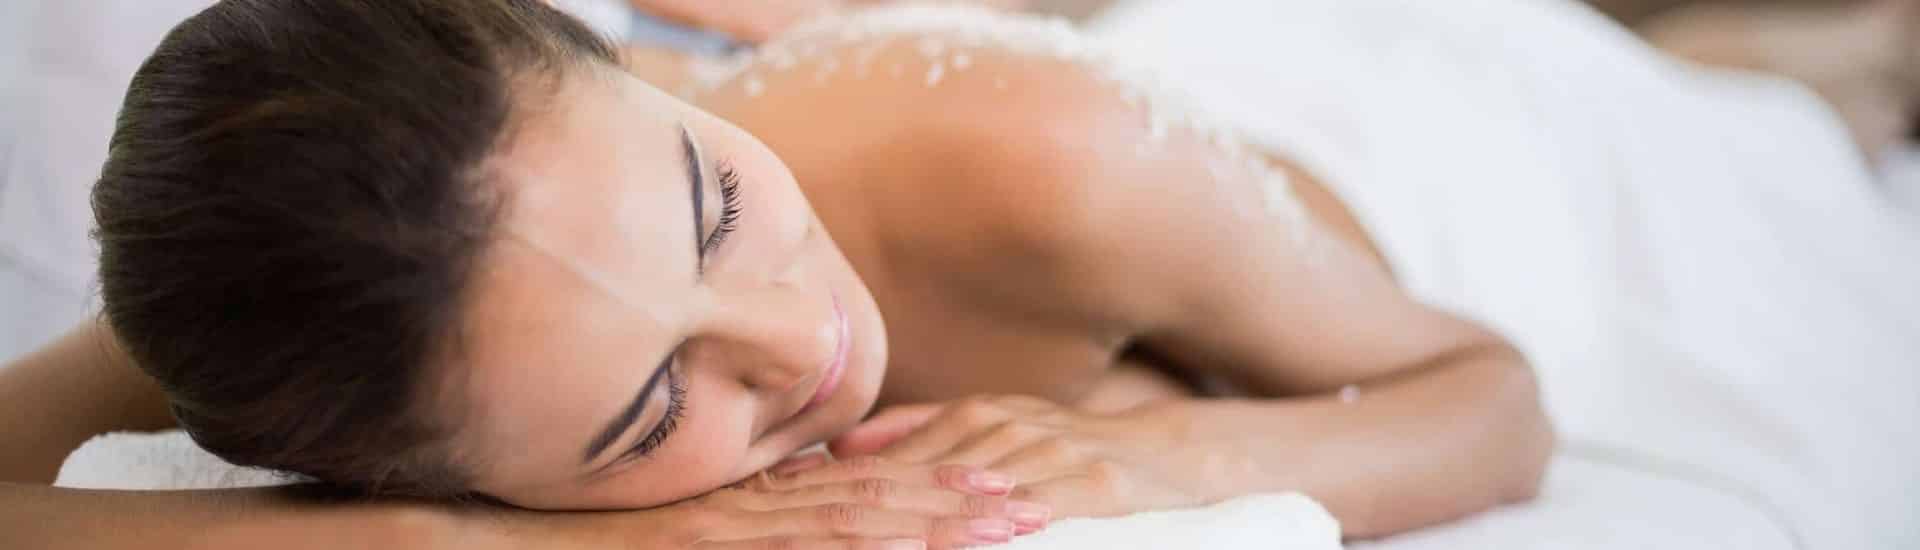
(1092, 1), (1920, 548)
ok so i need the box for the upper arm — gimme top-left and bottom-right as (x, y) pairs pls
(0, 320), (175, 483)
(946, 58), (1506, 395)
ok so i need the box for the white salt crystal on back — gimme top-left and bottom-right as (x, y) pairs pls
(691, 3), (1309, 236)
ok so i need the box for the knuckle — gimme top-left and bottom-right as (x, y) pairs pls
(851, 477), (898, 505)
(818, 503), (868, 532)
(837, 455), (885, 476)
(960, 494), (1004, 517)
(932, 463), (974, 489)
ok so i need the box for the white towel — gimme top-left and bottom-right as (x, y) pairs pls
(58, 430), (1343, 549)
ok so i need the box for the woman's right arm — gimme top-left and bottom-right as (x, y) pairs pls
(0, 319), (174, 484)
(6, 457), (1035, 549)
(0, 484), (478, 549)
(0, 321), (461, 548)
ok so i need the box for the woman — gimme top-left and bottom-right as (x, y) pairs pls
(3, 0), (1912, 548)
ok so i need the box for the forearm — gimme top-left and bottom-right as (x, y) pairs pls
(0, 484), (465, 550)
(1184, 345), (1554, 538)
(0, 320), (174, 483)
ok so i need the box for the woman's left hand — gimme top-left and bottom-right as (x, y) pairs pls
(822, 396), (1257, 519)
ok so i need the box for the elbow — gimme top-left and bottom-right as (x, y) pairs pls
(1492, 347), (1555, 504)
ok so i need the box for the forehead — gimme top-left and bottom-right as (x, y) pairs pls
(447, 71), (698, 480)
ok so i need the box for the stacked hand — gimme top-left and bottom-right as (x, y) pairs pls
(821, 396), (1242, 520)
(534, 459), (1050, 549)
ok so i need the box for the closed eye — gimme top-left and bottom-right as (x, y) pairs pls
(701, 161), (744, 256)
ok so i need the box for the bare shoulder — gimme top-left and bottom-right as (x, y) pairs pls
(695, 13), (1331, 321)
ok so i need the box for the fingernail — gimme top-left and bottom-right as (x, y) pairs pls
(1015, 522), (1044, 536)
(968, 471), (1014, 494)
(880, 539), (927, 550)
(968, 518), (1015, 543)
(1006, 501), (1051, 526)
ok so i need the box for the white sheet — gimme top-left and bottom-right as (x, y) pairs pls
(1090, 1), (1920, 548)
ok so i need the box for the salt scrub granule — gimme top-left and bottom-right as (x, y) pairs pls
(814, 57), (842, 84)
(925, 63), (946, 86)
(743, 76), (766, 97)
(1339, 385), (1360, 404)
(691, 3), (1308, 231)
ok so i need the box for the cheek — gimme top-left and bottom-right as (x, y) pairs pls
(595, 385), (759, 507)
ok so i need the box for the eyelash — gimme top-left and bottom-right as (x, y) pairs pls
(700, 161), (745, 255)
(623, 365), (688, 462)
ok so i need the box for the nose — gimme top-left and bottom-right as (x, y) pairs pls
(699, 287), (840, 393)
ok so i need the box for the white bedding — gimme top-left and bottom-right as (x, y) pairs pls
(1091, 0), (1920, 548)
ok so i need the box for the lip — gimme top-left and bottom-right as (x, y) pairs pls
(802, 294), (850, 412)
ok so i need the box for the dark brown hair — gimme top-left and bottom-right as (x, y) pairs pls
(93, 0), (616, 497)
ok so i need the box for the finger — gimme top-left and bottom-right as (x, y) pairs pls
(880, 397), (1067, 463)
(833, 397), (1061, 460)
(933, 422), (1056, 468)
(1009, 467), (1194, 521)
(696, 537), (927, 550)
(829, 404), (945, 458)
(765, 456), (1016, 496)
(985, 440), (1088, 484)
(762, 478), (1052, 530)
(872, 403), (1021, 464)
(727, 505), (1018, 548)
(771, 452), (833, 476)
(1007, 475), (1109, 520)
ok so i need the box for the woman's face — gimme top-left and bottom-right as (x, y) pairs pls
(444, 65), (889, 510)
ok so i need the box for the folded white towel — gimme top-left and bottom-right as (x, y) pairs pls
(58, 430), (1342, 549)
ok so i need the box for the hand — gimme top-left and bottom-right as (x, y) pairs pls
(827, 396), (1238, 519)
(524, 458), (1050, 550)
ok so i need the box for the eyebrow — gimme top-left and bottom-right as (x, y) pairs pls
(578, 124), (707, 467)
